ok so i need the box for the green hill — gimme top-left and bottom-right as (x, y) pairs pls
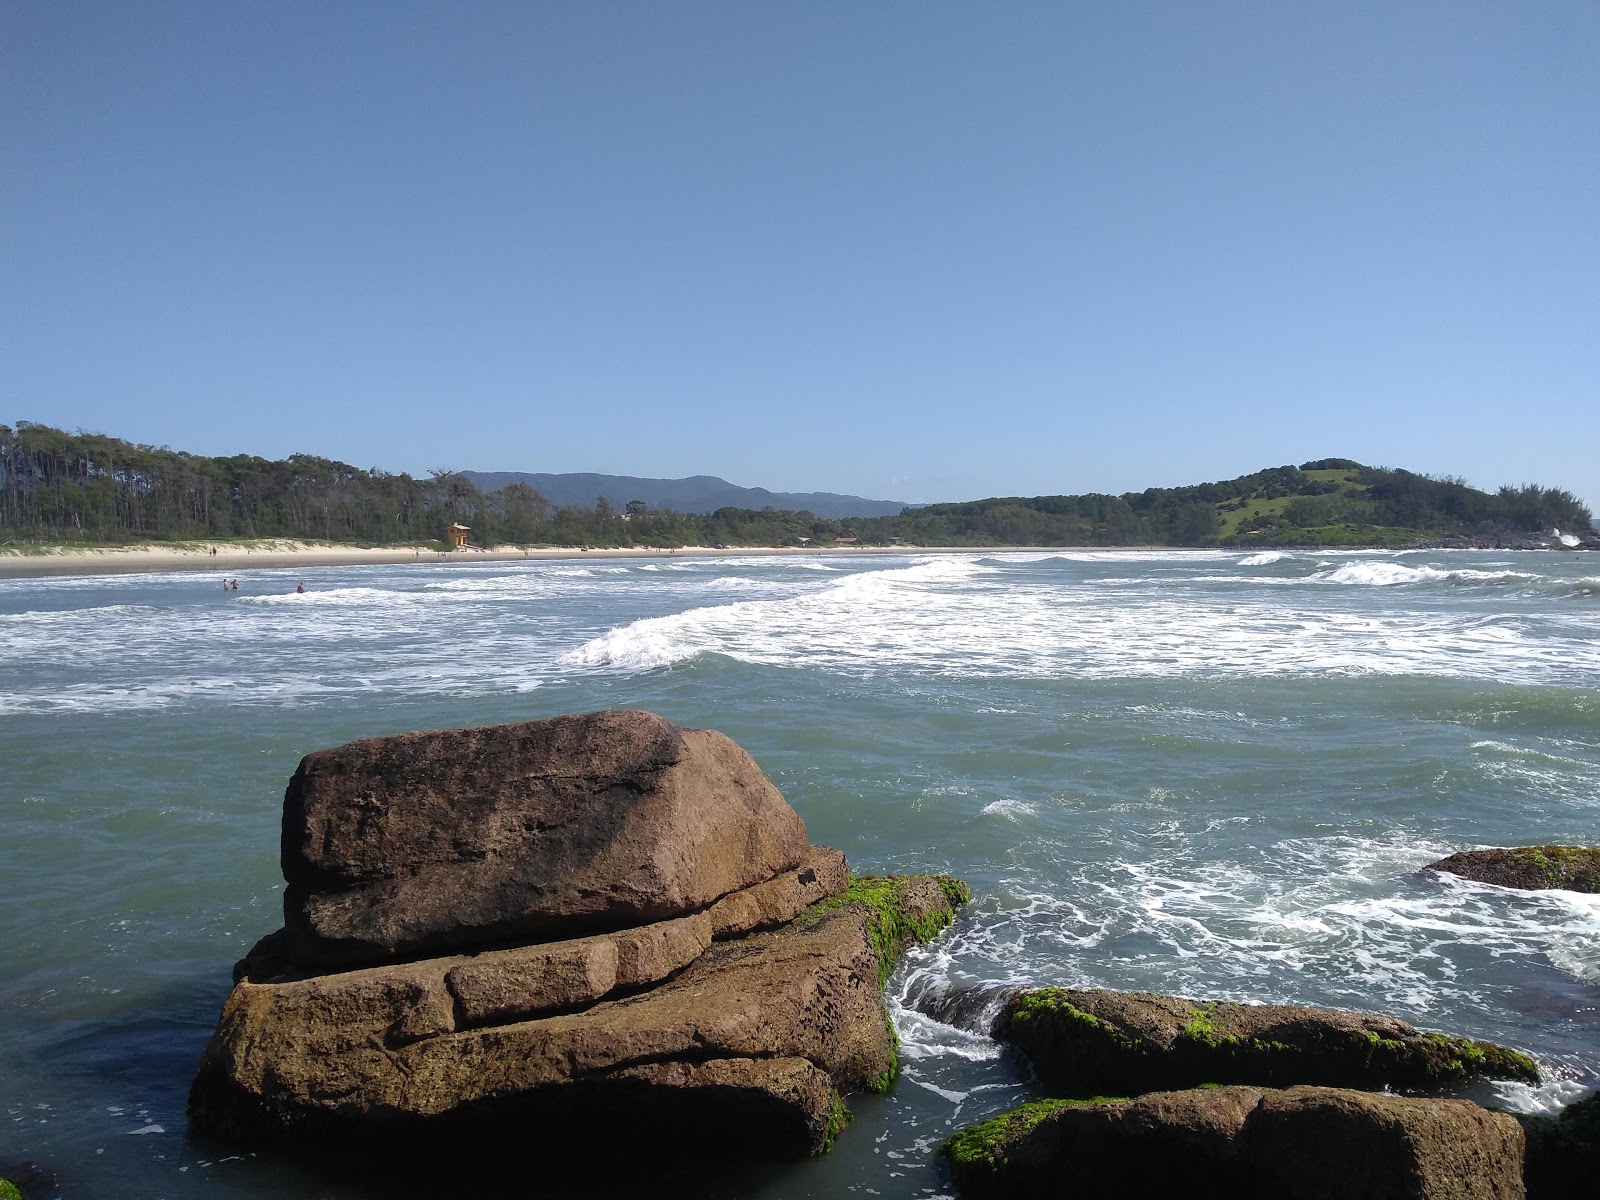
(0, 422), (1590, 550)
(880, 459), (1593, 548)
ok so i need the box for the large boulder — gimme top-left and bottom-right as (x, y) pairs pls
(193, 710), (973, 1162)
(1423, 847), (1600, 894)
(190, 873), (969, 1157)
(280, 710), (808, 968)
(995, 988), (1538, 1096)
(944, 1085), (1526, 1199)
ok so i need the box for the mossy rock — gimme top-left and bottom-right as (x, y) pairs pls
(0, 1180), (20, 1200)
(1519, 1089), (1600, 1199)
(943, 1085), (1527, 1200)
(804, 872), (970, 1094)
(995, 987), (1538, 1097)
(1424, 846), (1600, 893)
(807, 872), (970, 987)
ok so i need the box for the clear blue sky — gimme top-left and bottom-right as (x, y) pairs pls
(4, 1), (1597, 510)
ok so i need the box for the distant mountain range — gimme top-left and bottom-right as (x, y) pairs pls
(460, 471), (911, 519)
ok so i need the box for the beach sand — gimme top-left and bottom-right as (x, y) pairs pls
(0, 540), (1153, 579)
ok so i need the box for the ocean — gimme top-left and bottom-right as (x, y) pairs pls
(2, 549), (1598, 1197)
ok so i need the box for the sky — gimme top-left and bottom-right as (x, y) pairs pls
(4, 2), (1598, 509)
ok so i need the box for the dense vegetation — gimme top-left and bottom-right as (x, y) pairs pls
(2, 423), (1591, 550)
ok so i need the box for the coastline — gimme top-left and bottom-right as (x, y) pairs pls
(0, 538), (1586, 580)
(0, 540), (1178, 580)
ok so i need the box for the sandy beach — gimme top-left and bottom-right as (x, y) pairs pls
(0, 540), (1162, 579)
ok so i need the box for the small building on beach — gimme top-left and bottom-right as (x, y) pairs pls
(448, 524), (470, 549)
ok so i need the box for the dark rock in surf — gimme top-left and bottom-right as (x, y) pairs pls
(1422, 847), (1600, 894)
(943, 1084), (1526, 1200)
(1519, 1089), (1600, 1200)
(994, 987), (1538, 1096)
(280, 710), (808, 968)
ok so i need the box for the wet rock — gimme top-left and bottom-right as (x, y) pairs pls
(995, 987), (1538, 1096)
(1519, 1089), (1600, 1199)
(0, 1163), (59, 1200)
(280, 710), (808, 968)
(190, 874), (966, 1157)
(1423, 847), (1600, 894)
(944, 1085), (1526, 1199)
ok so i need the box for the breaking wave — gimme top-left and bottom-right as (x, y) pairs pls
(560, 555), (1600, 685)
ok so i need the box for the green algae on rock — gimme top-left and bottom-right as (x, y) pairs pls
(1424, 846), (1600, 893)
(995, 987), (1538, 1097)
(806, 873), (970, 987)
(942, 1085), (1526, 1200)
(0, 1178), (22, 1200)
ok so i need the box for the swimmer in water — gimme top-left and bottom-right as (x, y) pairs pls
(296, 582), (305, 594)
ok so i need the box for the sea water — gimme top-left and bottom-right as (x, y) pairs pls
(2, 550), (1598, 1197)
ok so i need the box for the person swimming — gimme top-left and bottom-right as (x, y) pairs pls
(295, 582), (305, 594)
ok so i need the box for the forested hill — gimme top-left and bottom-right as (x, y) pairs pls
(889, 460), (1594, 548)
(1, 424), (1592, 550)
(461, 470), (907, 518)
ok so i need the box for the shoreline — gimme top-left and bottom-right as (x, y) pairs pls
(0, 540), (1178, 579)
(0, 538), (1583, 580)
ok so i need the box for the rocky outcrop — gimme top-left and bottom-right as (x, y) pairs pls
(190, 711), (969, 1160)
(944, 1085), (1526, 1199)
(1423, 847), (1600, 894)
(995, 988), (1538, 1095)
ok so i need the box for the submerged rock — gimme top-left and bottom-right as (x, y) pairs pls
(995, 987), (1538, 1096)
(1423, 847), (1600, 894)
(190, 711), (970, 1161)
(281, 709), (808, 968)
(944, 1085), (1526, 1200)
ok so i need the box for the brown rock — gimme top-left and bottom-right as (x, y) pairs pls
(1423, 846), (1600, 893)
(596, 1057), (845, 1159)
(189, 874), (968, 1157)
(228, 853), (853, 1035)
(707, 845), (850, 938)
(445, 936), (622, 1027)
(280, 710), (808, 967)
(944, 1085), (1525, 1199)
(1245, 1085), (1526, 1200)
(996, 987), (1539, 1095)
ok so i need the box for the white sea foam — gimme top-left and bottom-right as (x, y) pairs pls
(559, 555), (1600, 685)
(891, 829), (1600, 1109)
(4, 550), (1599, 715)
(1317, 562), (1539, 587)
(1239, 551), (1291, 566)
(978, 799), (1037, 821)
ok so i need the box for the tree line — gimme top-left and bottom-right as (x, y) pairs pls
(1, 423), (1590, 549)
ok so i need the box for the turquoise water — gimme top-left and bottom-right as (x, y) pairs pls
(2, 550), (1598, 1197)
